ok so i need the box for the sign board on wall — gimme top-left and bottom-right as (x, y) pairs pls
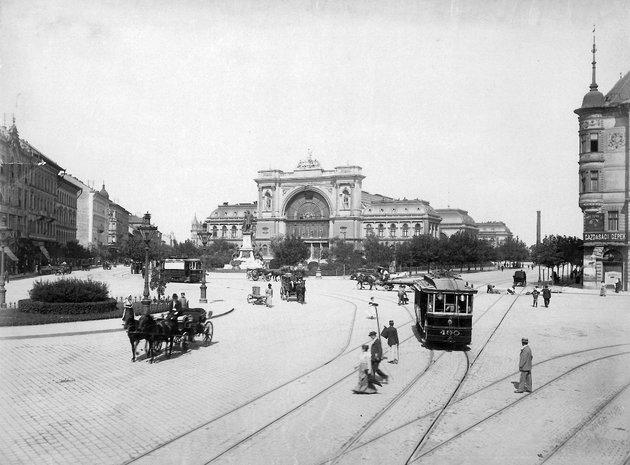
(583, 232), (627, 242)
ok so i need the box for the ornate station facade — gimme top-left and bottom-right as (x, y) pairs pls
(192, 155), (513, 264)
(575, 37), (629, 290)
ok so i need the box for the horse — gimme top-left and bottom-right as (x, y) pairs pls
(156, 317), (178, 359)
(350, 272), (376, 290)
(127, 314), (162, 363)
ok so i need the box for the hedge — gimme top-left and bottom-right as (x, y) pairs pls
(18, 298), (118, 315)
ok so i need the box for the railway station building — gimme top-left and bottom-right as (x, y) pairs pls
(192, 154), (511, 264)
(575, 39), (629, 291)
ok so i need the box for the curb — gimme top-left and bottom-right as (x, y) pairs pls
(0, 307), (236, 341)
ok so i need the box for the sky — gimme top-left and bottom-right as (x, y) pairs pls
(1, 0), (629, 247)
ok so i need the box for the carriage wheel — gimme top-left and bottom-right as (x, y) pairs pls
(153, 340), (163, 353)
(203, 321), (214, 346)
(180, 332), (190, 352)
(385, 284), (394, 291)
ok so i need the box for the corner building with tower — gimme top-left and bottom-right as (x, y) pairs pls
(575, 37), (629, 290)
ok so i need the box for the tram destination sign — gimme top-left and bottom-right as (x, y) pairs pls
(583, 232), (626, 242)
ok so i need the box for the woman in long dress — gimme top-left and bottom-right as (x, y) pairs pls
(265, 283), (273, 307)
(353, 345), (379, 394)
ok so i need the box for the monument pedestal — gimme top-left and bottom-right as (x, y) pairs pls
(236, 232), (263, 269)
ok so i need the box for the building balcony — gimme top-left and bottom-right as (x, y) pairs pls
(579, 192), (604, 210)
(579, 152), (605, 164)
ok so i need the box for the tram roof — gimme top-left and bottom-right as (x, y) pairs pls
(390, 275), (477, 293)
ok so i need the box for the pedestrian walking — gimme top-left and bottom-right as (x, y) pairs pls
(265, 283), (273, 307)
(615, 278), (622, 293)
(515, 337), (533, 393)
(352, 344), (379, 394)
(366, 297), (378, 319)
(397, 286), (408, 305)
(531, 287), (539, 307)
(600, 284), (607, 297)
(368, 331), (389, 383)
(381, 320), (399, 363)
(542, 285), (551, 307)
(122, 295), (134, 329)
(180, 292), (189, 309)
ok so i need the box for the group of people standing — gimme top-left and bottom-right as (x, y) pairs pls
(353, 320), (399, 394)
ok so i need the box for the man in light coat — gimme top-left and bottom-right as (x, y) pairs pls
(515, 337), (533, 393)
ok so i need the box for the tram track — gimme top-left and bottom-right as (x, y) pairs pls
(125, 288), (418, 465)
(410, 350), (630, 463)
(313, 283), (524, 465)
(329, 343), (630, 464)
(124, 291), (362, 465)
(202, 291), (423, 464)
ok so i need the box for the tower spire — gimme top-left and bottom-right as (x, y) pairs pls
(590, 25), (598, 92)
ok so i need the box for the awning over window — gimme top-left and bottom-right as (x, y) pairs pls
(3, 247), (18, 262)
(39, 245), (50, 260)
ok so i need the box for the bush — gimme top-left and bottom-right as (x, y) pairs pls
(29, 278), (110, 303)
(18, 298), (118, 315)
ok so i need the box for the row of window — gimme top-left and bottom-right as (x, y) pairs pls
(366, 223), (438, 238)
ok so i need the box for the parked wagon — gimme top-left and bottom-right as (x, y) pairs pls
(513, 270), (527, 287)
(247, 286), (267, 305)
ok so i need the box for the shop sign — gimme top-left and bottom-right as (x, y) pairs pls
(584, 232), (626, 242)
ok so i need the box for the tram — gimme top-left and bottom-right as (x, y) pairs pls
(392, 273), (477, 346)
(161, 258), (203, 283)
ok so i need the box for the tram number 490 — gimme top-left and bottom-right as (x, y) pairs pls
(440, 329), (460, 336)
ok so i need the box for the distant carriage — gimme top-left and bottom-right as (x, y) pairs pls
(513, 270), (527, 287)
(280, 271), (306, 303)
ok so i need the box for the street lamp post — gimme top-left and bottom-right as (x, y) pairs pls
(137, 212), (158, 316)
(0, 215), (13, 309)
(197, 224), (211, 304)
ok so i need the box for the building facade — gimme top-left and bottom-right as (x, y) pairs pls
(1, 120), (77, 271)
(192, 156), (468, 263)
(435, 208), (479, 238)
(477, 221), (513, 246)
(575, 39), (629, 290)
(65, 177), (110, 250)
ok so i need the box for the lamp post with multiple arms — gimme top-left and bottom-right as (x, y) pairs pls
(137, 212), (158, 316)
(197, 223), (211, 303)
(0, 215), (13, 309)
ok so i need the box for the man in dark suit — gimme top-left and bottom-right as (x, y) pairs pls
(368, 331), (389, 384)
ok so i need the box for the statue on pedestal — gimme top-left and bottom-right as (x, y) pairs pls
(242, 211), (256, 236)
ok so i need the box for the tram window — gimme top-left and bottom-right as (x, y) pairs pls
(434, 293), (444, 311)
(457, 295), (467, 313)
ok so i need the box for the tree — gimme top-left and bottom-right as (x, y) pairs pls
(173, 239), (201, 258)
(496, 236), (530, 265)
(270, 235), (310, 267)
(362, 236), (394, 268)
(204, 239), (237, 268)
(324, 238), (365, 273)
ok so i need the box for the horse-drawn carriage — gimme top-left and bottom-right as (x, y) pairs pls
(126, 308), (214, 363)
(280, 271), (306, 303)
(350, 268), (395, 291)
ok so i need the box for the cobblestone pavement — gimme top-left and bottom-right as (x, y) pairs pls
(0, 268), (628, 464)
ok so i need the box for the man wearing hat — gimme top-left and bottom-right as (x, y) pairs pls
(515, 337), (533, 393)
(368, 331), (389, 383)
(381, 320), (399, 364)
